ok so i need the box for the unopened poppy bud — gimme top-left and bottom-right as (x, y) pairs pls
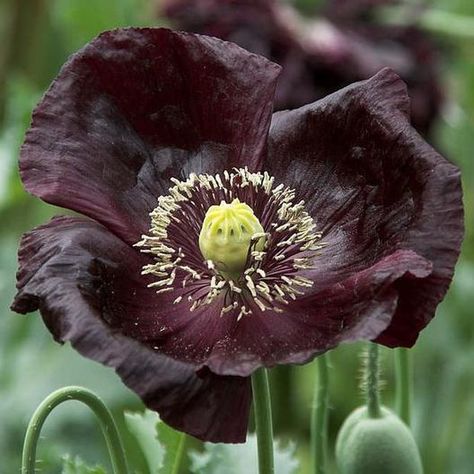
(199, 198), (266, 279)
(335, 406), (423, 474)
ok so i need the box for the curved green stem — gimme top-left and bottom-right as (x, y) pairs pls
(367, 343), (382, 419)
(171, 432), (187, 474)
(252, 369), (274, 474)
(21, 386), (128, 474)
(395, 348), (412, 426)
(311, 353), (329, 474)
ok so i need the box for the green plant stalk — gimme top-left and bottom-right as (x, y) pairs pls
(311, 353), (329, 474)
(252, 368), (274, 474)
(395, 348), (412, 426)
(269, 367), (294, 432)
(171, 432), (187, 474)
(21, 386), (128, 474)
(367, 343), (382, 418)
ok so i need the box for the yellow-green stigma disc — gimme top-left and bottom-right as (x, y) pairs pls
(199, 198), (266, 279)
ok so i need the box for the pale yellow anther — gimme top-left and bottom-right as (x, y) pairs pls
(199, 198), (266, 279)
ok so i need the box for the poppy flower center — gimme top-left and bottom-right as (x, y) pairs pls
(198, 198), (266, 280)
(137, 168), (324, 320)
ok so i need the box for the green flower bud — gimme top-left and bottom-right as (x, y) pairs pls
(199, 198), (265, 279)
(336, 406), (423, 474)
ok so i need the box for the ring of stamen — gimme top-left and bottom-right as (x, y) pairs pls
(136, 168), (325, 320)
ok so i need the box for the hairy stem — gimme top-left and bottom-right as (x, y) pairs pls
(311, 353), (330, 474)
(367, 343), (382, 418)
(252, 368), (274, 474)
(21, 386), (128, 474)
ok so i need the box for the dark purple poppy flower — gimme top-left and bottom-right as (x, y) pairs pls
(11, 28), (462, 443)
(161, 0), (317, 110)
(162, 0), (443, 136)
(324, 0), (443, 136)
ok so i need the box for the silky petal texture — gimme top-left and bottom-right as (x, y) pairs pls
(20, 28), (281, 245)
(123, 247), (429, 377)
(132, 69), (453, 376)
(11, 216), (251, 442)
(264, 68), (463, 350)
(200, 249), (433, 375)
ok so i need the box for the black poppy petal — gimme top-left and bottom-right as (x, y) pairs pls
(195, 248), (432, 376)
(20, 28), (281, 245)
(11, 216), (251, 442)
(264, 67), (463, 349)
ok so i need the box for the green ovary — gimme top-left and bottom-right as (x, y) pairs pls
(199, 198), (266, 279)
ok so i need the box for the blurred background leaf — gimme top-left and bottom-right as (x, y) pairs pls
(189, 435), (299, 474)
(125, 411), (164, 473)
(62, 455), (107, 474)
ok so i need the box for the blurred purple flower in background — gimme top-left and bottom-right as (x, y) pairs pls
(11, 28), (462, 443)
(162, 0), (443, 136)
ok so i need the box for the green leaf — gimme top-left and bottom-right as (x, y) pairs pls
(125, 410), (185, 474)
(125, 410), (163, 473)
(189, 435), (299, 474)
(156, 417), (185, 474)
(61, 455), (107, 474)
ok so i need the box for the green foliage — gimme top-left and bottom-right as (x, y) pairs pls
(292, 0), (325, 15)
(52, 0), (157, 53)
(190, 435), (299, 474)
(125, 411), (163, 473)
(0, 77), (40, 209)
(156, 417), (186, 474)
(62, 455), (107, 474)
(125, 410), (185, 474)
(126, 410), (299, 474)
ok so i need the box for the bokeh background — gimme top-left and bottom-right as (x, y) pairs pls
(0, 0), (473, 472)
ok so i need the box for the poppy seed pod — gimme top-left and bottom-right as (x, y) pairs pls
(199, 198), (266, 279)
(335, 406), (423, 474)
